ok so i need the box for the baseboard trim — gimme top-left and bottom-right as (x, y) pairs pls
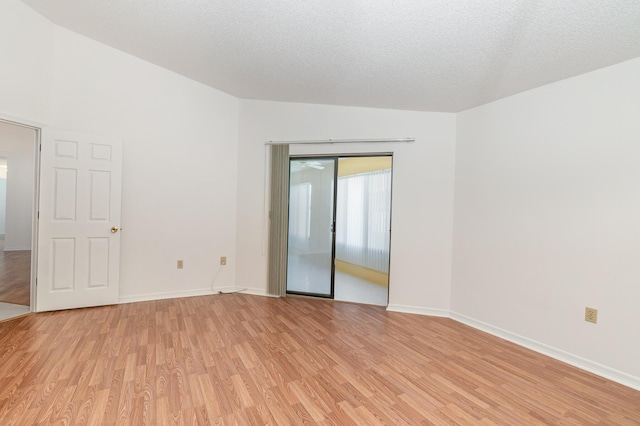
(386, 304), (449, 317)
(450, 311), (640, 391)
(240, 287), (279, 297)
(118, 286), (277, 304)
(119, 287), (228, 304)
(217, 287), (276, 297)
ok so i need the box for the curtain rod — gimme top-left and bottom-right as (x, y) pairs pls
(265, 137), (414, 145)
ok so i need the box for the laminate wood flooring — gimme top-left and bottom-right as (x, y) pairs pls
(0, 294), (638, 425)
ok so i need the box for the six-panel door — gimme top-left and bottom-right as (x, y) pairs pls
(37, 129), (122, 312)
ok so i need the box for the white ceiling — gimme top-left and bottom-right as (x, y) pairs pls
(21, 0), (640, 112)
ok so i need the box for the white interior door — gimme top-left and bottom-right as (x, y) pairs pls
(36, 129), (122, 312)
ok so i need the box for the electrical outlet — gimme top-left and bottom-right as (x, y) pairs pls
(177, 260), (183, 269)
(220, 256), (227, 266)
(585, 307), (598, 324)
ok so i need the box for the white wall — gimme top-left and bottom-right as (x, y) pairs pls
(0, 0), (52, 123)
(0, 178), (5, 236)
(0, 158), (7, 236)
(2, 0), (240, 301)
(237, 100), (457, 312)
(453, 58), (640, 383)
(49, 27), (240, 301)
(0, 122), (36, 250)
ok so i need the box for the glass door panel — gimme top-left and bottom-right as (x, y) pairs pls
(286, 158), (336, 297)
(334, 156), (392, 306)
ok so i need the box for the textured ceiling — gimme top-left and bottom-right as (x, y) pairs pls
(20, 0), (640, 112)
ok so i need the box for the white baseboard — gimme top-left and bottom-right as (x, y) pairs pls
(119, 287), (226, 304)
(118, 286), (276, 304)
(240, 287), (279, 297)
(386, 304), (449, 317)
(214, 287), (277, 297)
(450, 311), (640, 391)
(3, 246), (31, 251)
(211, 286), (242, 295)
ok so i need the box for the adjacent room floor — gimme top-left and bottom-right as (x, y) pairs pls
(0, 240), (31, 321)
(0, 301), (29, 321)
(287, 253), (388, 306)
(334, 270), (388, 306)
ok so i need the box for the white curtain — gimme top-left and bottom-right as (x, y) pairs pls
(335, 169), (391, 272)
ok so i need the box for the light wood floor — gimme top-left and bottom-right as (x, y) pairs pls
(0, 294), (638, 425)
(0, 250), (30, 306)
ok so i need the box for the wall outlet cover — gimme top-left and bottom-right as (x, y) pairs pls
(585, 307), (598, 324)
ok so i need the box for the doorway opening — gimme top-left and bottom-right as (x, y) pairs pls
(0, 119), (39, 321)
(286, 155), (392, 306)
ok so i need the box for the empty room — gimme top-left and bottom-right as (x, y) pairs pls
(1, 0), (639, 424)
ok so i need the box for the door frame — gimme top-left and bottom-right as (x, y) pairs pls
(286, 152), (393, 304)
(0, 114), (43, 313)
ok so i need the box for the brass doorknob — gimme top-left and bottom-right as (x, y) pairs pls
(111, 226), (119, 233)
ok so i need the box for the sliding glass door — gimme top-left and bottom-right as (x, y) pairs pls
(286, 158), (337, 297)
(286, 155), (393, 306)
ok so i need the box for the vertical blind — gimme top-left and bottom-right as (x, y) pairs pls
(335, 169), (392, 273)
(267, 144), (290, 296)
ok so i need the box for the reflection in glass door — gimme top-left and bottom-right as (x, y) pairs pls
(286, 158), (336, 297)
(334, 157), (392, 306)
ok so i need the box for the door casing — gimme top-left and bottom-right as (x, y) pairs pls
(0, 116), (42, 313)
